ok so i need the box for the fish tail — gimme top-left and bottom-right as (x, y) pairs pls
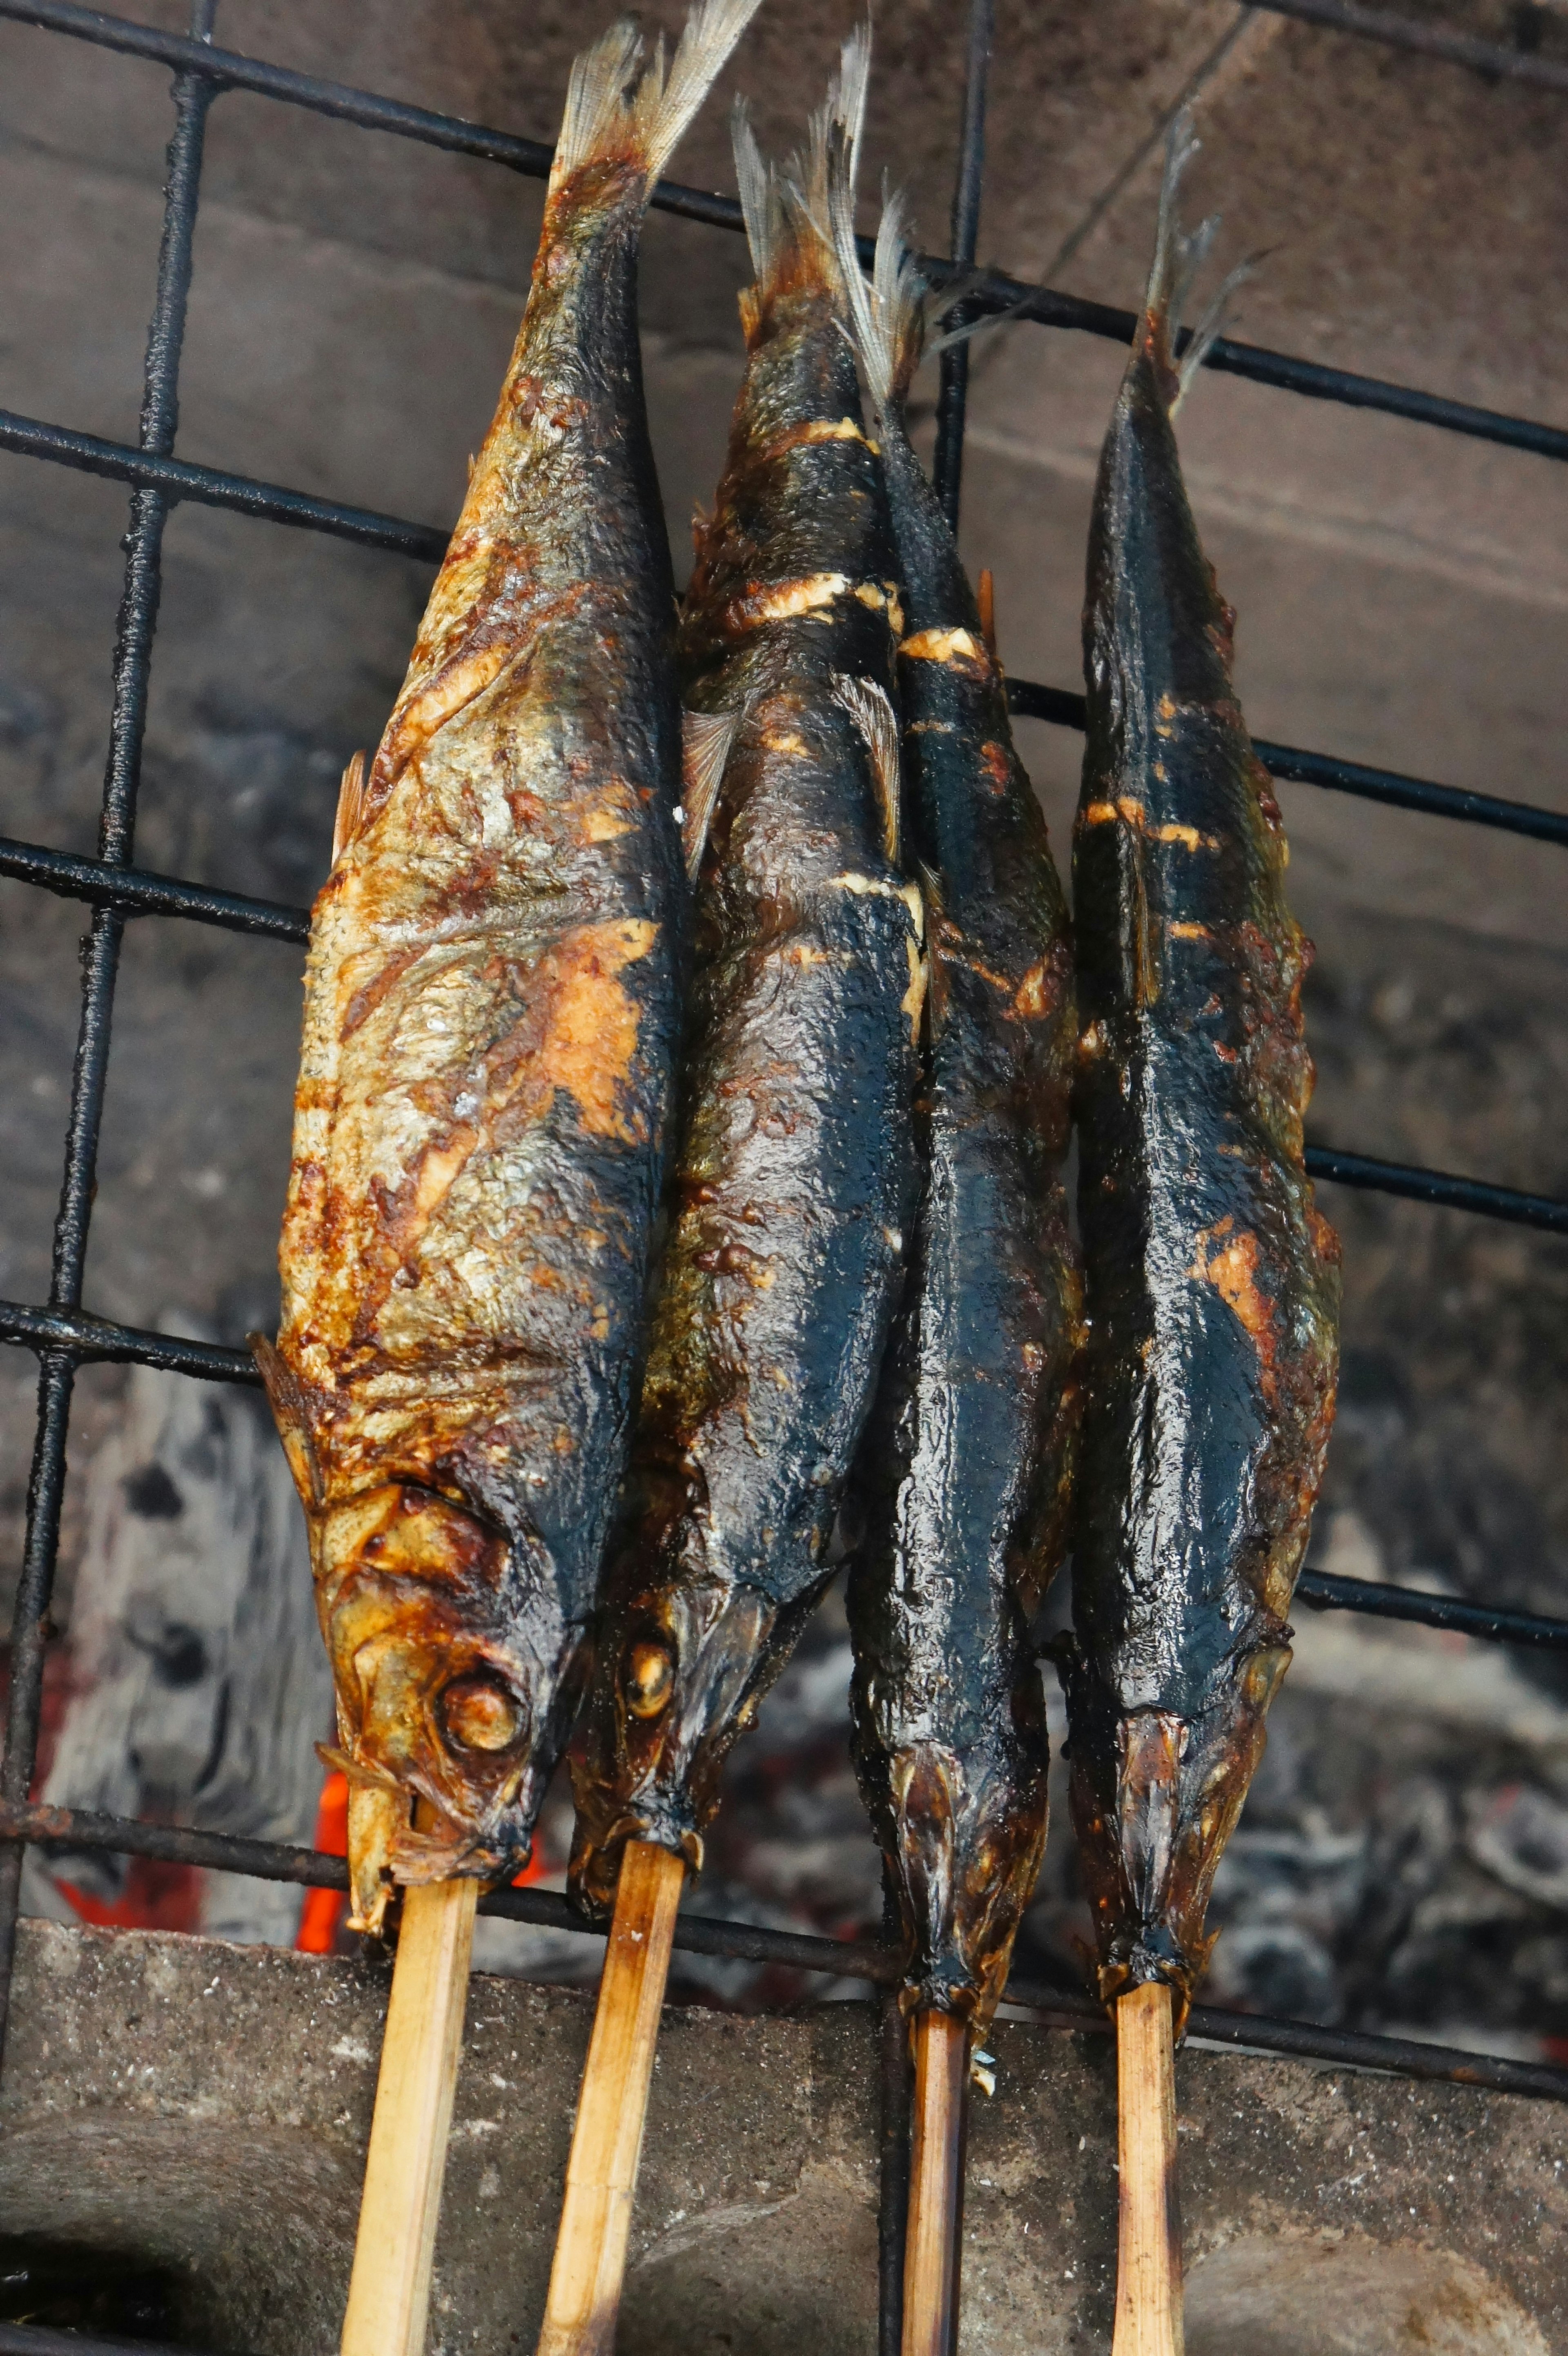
(551, 0), (762, 200)
(733, 25), (869, 324)
(1144, 108), (1256, 415)
(792, 22), (871, 249)
(828, 162), (926, 425)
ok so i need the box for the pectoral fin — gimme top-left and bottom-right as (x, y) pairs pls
(830, 673), (902, 864)
(681, 706), (740, 881)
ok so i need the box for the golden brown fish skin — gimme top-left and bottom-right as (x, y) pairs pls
(1056, 161), (1341, 2028)
(829, 194), (1080, 2035)
(258, 34), (735, 1928)
(568, 96), (923, 1918)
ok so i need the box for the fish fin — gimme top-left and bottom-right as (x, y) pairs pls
(828, 159), (927, 423)
(1172, 250), (1256, 413)
(249, 1332), (325, 1510)
(790, 23), (871, 249)
(732, 97), (788, 300)
(681, 706), (739, 880)
(330, 748), (367, 868)
(831, 673), (902, 865)
(1143, 108), (1257, 414)
(915, 858), (950, 1038)
(738, 28), (868, 321)
(551, 0), (761, 198)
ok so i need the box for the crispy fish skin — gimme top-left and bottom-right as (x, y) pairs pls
(1058, 140), (1341, 2026)
(257, 6), (761, 1934)
(569, 67), (923, 1917)
(831, 189), (1081, 2033)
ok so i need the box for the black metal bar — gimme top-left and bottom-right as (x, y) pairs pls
(1305, 1145), (1568, 1234)
(1003, 1976), (1568, 2104)
(0, 0), (218, 2070)
(6, 0), (1568, 466)
(11, 1802), (1568, 2103)
(13, 417), (1568, 857)
(0, 408), (448, 563)
(1296, 1568), (1568, 1648)
(930, 0), (993, 532)
(1256, 0), (1568, 94)
(0, 834), (310, 941)
(1004, 675), (1568, 849)
(960, 277), (1568, 465)
(0, 1299), (259, 1383)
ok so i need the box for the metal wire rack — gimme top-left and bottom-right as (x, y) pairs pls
(2, 0), (1568, 2336)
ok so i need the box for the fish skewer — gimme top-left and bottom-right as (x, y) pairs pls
(831, 164), (1080, 2356)
(544, 53), (923, 2352)
(255, 9), (762, 2350)
(1060, 122), (1341, 2356)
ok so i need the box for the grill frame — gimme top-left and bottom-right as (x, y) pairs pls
(2, 6), (1568, 2347)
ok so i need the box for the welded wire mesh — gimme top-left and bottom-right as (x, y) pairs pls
(1, 0), (1566, 2170)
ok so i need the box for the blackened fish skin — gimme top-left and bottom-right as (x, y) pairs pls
(255, 7), (761, 1934)
(834, 195), (1080, 2033)
(569, 75), (924, 1918)
(1058, 161), (1341, 2024)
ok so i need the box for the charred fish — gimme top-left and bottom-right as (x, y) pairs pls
(1058, 126), (1341, 2025)
(831, 175), (1080, 2032)
(256, 2), (762, 1935)
(569, 49), (923, 1915)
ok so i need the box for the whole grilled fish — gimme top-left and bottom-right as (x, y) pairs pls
(831, 180), (1080, 2031)
(569, 53), (924, 1915)
(254, 2), (762, 1936)
(1057, 127), (1341, 2026)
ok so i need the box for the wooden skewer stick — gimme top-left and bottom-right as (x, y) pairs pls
(536, 1838), (687, 2356)
(339, 1863), (480, 2356)
(1112, 1980), (1184, 2356)
(902, 2008), (970, 2356)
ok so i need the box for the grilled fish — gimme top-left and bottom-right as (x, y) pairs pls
(831, 179), (1080, 2031)
(569, 50), (924, 1915)
(1057, 127), (1341, 2026)
(254, 1), (762, 1935)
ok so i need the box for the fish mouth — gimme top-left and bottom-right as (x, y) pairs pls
(311, 1483), (582, 1934)
(874, 1740), (1049, 2033)
(567, 1576), (780, 1923)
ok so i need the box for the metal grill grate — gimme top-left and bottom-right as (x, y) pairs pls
(2, 0), (1568, 2225)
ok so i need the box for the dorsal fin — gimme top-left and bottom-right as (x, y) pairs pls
(681, 706), (741, 880)
(331, 749), (368, 867)
(831, 673), (902, 865)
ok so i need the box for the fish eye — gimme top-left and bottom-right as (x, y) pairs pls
(440, 1674), (522, 1754)
(623, 1639), (674, 1720)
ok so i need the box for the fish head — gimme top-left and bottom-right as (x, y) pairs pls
(568, 1565), (783, 1920)
(312, 1482), (574, 1931)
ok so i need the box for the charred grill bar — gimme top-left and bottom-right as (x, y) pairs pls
(1, 0), (1567, 2342)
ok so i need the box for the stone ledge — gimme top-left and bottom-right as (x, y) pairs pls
(0, 1919), (1561, 2353)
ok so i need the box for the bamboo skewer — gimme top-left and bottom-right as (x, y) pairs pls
(339, 1864), (480, 2356)
(536, 1838), (687, 2356)
(901, 2009), (970, 2356)
(1112, 1981), (1184, 2356)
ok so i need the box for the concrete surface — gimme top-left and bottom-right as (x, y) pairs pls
(1, 1919), (1566, 2354)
